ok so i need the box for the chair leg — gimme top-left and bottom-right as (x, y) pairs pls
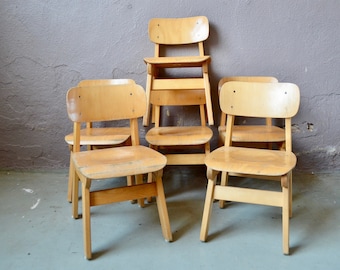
(143, 70), (152, 126)
(147, 172), (153, 203)
(282, 180), (290, 255)
(67, 153), (73, 202)
(203, 69), (213, 125)
(289, 171), (293, 218)
(82, 178), (92, 260)
(154, 170), (173, 242)
(128, 175), (138, 204)
(72, 164), (79, 219)
(219, 171), (228, 209)
(200, 174), (217, 242)
(135, 174), (145, 208)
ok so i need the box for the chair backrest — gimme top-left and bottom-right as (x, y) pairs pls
(149, 16), (209, 45)
(218, 76), (279, 126)
(220, 82), (300, 150)
(149, 16), (209, 56)
(77, 79), (136, 128)
(218, 76), (278, 93)
(150, 89), (207, 127)
(66, 84), (146, 148)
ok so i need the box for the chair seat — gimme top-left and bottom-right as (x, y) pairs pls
(218, 125), (285, 142)
(65, 127), (131, 145)
(72, 145), (167, 179)
(146, 126), (213, 146)
(144, 56), (211, 68)
(205, 146), (297, 177)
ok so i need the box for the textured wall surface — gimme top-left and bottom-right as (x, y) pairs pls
(0, 0), (339, 171)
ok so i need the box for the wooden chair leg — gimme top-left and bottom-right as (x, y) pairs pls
(219, 171), (228, 209)
(135, 174), (145, 208)
(203, 69), (213, 125)
(289, 171), (293, 218)
(200, 173), (217, 242)
(67, 153), (73, 202)
(143, 71), (152, 126)
(147, 172), (153, 203)
(282, 179), (290, 255)
(128, 175), (138, 204)
(72, 165), (79, 219)
(82, 178), (92, 260)
(154, 170), (173, 242)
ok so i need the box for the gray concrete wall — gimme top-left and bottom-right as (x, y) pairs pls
(0, 0), (339, 171)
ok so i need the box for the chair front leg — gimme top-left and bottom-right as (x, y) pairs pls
(67, 150), (73, 203)
(72, 160), (79, 219)
(154, 170), (173, 242)
(282, 174), (290, 255)
(82, 177), (92, 260)
(200, 168), (218, 242)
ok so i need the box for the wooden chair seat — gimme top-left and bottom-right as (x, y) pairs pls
(65, 127), (130, 146)
(218, 125), (285, 143)
(205, 146), (297, 177)
(146, 126), (213, 146)
(73, 145), (166, 179)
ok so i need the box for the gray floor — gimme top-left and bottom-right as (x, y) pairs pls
(1, 167), (339, 270)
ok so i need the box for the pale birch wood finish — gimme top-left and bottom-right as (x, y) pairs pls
(200, 81), (300, 255)
(145, 88), (213, 166)
(66, 84), (172, 259)
(217, 77), (285, 208)
(218, 76), (283, 146)
(143, 16), (213, 126)
(65, 79), (135, 203)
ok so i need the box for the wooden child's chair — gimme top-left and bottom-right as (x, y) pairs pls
(200, 81), (300, 255)
(143, 16), (213, 127)
(217, 77), (287, 208)
(66, 83), (172, 259)
(65, 79), (135, 204)
(143, 16), (213, 176)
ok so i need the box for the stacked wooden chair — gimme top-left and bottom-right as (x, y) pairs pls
(143, 16), (213, 172)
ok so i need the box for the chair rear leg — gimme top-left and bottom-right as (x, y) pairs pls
(219, 171), (228, 209)
(135, 174), (145, 207)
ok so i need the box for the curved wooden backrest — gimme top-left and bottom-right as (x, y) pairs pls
(66, 84), (146, 122)
(220, 82), (300, 118)
(218, 76), (278, 94)
(77, 79), (135, 87)
(148, 16), (209, 45)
